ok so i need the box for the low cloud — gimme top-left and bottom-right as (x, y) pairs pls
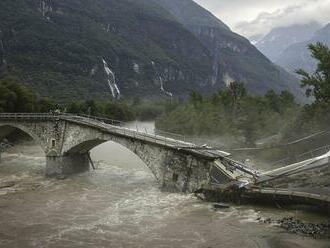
(194, 0), (330, 39)
(236, 0), (330, 39)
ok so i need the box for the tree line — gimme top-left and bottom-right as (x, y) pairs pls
(0, 77), (165, 121)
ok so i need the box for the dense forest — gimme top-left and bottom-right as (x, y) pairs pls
(0, 77), (53, 113)
(156, 84), (298, 146)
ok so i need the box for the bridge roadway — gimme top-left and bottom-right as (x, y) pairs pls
(62, 114), (231, 160)
(0, 113), (230, 160)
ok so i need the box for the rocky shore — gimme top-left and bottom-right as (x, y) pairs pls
(260, 217), (330, 239)
(0, 139), (12, 152)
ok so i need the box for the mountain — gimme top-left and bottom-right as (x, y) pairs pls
(155, 0), (303, 97)
(256, 22), (321, 62)
(276, 23), (330, 73)
(0, 0), (303, 101)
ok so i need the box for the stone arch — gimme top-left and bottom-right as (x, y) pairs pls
(0, 123), (47, 153)
(63, 136), (167, 182)
(61, 131), (212, 192)
(56, 121), (214, 192)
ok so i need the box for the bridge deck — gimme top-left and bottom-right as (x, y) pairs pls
(0, 113), (230, 160)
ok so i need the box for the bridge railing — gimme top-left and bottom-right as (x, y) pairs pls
(0, 113), (223, 148)
(58, 113), (198, 149)
(0, 113), (57, 120)
(77, 114), (125, 127)
(0, 113), (231, 155)
(62, 113), (223, 148)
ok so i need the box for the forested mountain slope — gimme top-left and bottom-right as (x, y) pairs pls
(0, 0), (303, 101)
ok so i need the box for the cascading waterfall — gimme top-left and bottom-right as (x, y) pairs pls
(211, 44), (220, 85)
(39, 0), (53, 17)
(0, 30), (5, 66)
(102, 58), (121, 99)
(160, 78), (173, 98)
(151, 61), (173, 98)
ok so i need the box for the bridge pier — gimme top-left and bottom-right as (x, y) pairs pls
(46, 153), (90, 177)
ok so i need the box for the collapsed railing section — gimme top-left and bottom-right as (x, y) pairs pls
(270, 145), (330, 168)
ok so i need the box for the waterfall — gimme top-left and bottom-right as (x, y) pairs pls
(151, 61), (173, 98)
(39, 0), (53, 17)
(0, 30), (5, 67)
(102, 58), (121, 99)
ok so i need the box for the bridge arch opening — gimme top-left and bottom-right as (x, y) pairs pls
(0, 124), (46, 177)
(64, 138), (159, 181)
(0, 124), (46, 154)
(91, 141), (154, 175)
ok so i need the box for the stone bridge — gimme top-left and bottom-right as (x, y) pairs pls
(1, 113), (330, 212)
(0, 113), (255, 193)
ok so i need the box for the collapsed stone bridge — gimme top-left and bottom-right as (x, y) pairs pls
(0, 113), (254, 193)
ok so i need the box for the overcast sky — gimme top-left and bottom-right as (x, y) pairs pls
(194, 0), (330, 39)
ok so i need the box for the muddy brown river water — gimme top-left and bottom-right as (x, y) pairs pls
(0, 122), (329, 247)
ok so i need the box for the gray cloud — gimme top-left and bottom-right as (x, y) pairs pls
(194, 0), (330, 38)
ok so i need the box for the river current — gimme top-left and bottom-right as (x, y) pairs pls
(0, 122), (329, 248)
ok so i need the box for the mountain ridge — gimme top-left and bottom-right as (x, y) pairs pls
(276, 23), (330, 73)
(0, 0), (303, 101)
(256, 22), (321, 62)
(155, 0), (303, 97)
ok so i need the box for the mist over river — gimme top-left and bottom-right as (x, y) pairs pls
(0, 122), (329, 248)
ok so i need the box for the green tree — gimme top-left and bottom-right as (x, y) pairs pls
(279, 90), (295, 109)
(265, 90), (281, 113)
(189, 90), (203, 108)
(228, 81), (246, 106)
(283, 43), (330, 138)
(296, 42), (330, 104)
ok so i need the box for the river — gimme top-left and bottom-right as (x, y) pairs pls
(0, 122), (329, 248)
